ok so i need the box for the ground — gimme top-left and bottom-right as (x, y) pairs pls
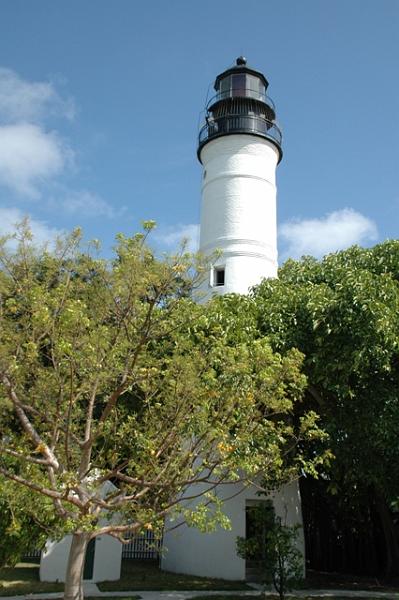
(98, 560), (250, 591)
(0, 560), (398, 599)
(0, 560), (249, 596)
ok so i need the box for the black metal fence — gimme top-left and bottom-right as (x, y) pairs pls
(22, 548), (42, 560)
(122, 531), (162, 559)
(23, 532), (163, 561)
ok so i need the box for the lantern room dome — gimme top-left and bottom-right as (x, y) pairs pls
(198, 57), (282, 163)
(214, 56), (269, 101)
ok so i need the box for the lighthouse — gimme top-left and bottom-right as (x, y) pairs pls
(161, 59), (304, 581)
(197, 57), (282, 296)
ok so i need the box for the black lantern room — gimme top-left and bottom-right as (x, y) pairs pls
(198, 57), (282, 162)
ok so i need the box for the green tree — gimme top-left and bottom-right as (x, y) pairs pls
(0, 224), (322, 599)
(0, 479), (51, 566)
(237, 501), (302, 600)
(253, 241), (399, 576)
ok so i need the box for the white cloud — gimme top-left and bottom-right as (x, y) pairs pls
(56, 190), (126, 219)
(0, 123), (71, 198)
(154, 223), (200, 253)
(0, 67), (75, 123)
(0, 68), (75, 199)
(0, 68), (122, 228)
(0, 207), (63, 246)
(279, 208), (378, 260)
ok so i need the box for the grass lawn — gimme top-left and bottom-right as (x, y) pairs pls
(0, 561), (141, 598)
(189, 596), (395, 600)
(0, 559), (249, 596)
(0, 561), (63, 596)
(98, 559), (251, 591)
(1, 560), (397, 599)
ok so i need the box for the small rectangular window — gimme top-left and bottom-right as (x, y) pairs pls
(214, 267), (225, 286)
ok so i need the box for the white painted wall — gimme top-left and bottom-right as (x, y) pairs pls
(40, 534), (122, 582)
(162, 480), (304, 581)
(198, 134), (279, 299)
(40, 481), (122, 583)
(40, 536), (72, 583)
(91, 535), (122, 581)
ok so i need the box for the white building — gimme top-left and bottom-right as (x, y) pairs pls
(162, 58), (304, 580)
(40, 481), (122, 582)
(40, 534), (122, 583)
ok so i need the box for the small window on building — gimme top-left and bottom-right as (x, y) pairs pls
(214, 267), (225, 286)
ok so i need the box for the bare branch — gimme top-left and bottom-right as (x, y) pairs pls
(1, 373), (60, 470)
(0, 446), (51, 466)
(0, 465), (82, 508)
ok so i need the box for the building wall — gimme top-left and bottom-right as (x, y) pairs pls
(198, 134), (279, 298)
(40, 534), (122, 583)
(162, 480), (304, 581)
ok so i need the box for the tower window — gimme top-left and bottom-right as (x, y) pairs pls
(214, 267), (225, 286)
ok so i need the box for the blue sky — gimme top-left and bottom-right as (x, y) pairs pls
(0, 0), (397, 261)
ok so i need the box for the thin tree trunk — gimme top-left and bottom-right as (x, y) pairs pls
(64, 532), (90, 600)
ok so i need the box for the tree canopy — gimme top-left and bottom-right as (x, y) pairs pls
(253, 241), (399, 576)
(0, 224), (322, 599)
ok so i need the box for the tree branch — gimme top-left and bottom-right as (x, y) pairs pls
(1, 373), (60, 470)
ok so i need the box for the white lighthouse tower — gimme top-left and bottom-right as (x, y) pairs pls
(197, 56), (282, 297)
(162, 59), (304, 581)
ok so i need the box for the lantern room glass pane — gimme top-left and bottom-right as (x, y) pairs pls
(218, 73), (266, 101)
(231, 73), (246, 97)
(247, 74), (265, 100)
(220, 76), (231, 99)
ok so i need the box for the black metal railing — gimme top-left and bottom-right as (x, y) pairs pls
(207, 89), (276, 110)
(22, 548), (42, 560)
(198, 114), (282, 149)
(122, 531), (162, 559)
(22, 532), (163, 562)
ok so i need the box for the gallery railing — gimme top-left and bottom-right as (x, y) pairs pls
(198, 114), (282, 150)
